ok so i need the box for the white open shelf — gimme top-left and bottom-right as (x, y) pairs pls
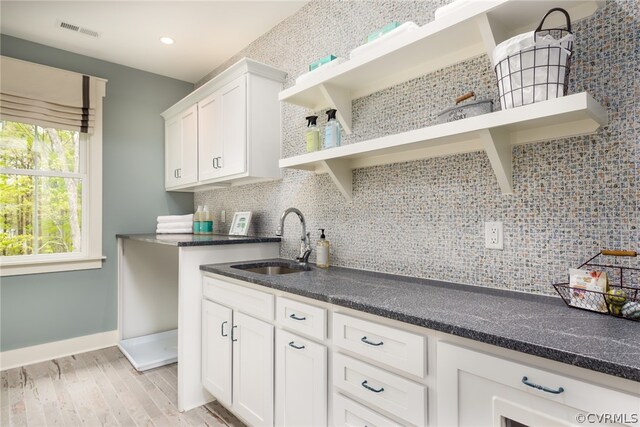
(279, 93), (607, 200)
(118, 329), (178, 371)
(279, 0), (603, 134)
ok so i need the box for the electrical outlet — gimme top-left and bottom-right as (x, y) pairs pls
(485, 221), (503, 250)
(221, 210), (226, 223)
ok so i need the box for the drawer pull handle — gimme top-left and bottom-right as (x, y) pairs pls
(361, 336), (383, 346)
(522, 376), (564, 394)
(231, 325), (238, 342)
(221, 321), (228, 337)
(289, 313), (306, 321)
(361, 380), (384, 393)
(288, 341), (305, 350)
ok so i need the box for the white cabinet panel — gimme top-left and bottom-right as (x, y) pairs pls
(437, 341), (640, 427)
(218, 75), (247, 178)
(276, 296), (326, 341)
(165, 104), (198, 189)
(201, 300), (232, 406)
(198, 92), (222, 182)
(333, 312), (426, 377)
(333, 353), (426, 426)
(333, 393), (401, 427)
(275, 329), (327, 427)
(233, 312), (274, 427)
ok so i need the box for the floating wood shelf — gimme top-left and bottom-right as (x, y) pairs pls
(279, 93), (608, 200)
(279, 0), (603, 134)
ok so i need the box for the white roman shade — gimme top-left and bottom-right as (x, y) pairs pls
(0, 55), (100, 133)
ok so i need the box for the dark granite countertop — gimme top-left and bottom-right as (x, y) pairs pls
(201, 259), (640, 383)
(117, 233), (281, 247)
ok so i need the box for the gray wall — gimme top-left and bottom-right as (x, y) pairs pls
(0, 35), (194, 352)
(195, 0), (639, 295)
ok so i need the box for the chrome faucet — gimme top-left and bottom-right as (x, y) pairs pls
(276, 207), (312, 264)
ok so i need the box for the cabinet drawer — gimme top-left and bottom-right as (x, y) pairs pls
(333, 393), (401, 427)
(276, 296), (326, 341)
(437, 342), (640, 426)
(203, 275), (273, 320)
(333, 312), (426, 377)
(333, 353), (426, 426)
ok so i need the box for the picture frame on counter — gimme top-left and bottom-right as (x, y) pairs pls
(229, 211), (252, 236)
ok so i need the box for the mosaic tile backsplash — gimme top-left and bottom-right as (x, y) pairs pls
(195, 0), (639, 296)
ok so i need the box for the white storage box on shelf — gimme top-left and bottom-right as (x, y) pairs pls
(349, 22), (419, 59)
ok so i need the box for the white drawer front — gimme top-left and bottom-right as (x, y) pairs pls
(333, 353), (426, 426)
(276, 296), (326, 341)
(333, 393), (402, 427)
(203, 275), (274, 320)
(333, 312), (426, 377)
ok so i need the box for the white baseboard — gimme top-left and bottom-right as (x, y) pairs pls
(0, 330), (118, 371)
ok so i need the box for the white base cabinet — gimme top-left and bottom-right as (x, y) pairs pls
(233, 312), (274, 427)
(202, 300), (232, 407)
(437, 342), (640, 427)
(201, 273), (640, 427)
(275, 329), (327, 427)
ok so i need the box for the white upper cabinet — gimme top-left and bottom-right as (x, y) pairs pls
(164, 104), (198, 189)
(162, 58), (286, 192)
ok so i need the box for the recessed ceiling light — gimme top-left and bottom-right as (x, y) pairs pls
(160, 37), (174, 45)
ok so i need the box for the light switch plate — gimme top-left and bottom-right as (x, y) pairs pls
(485, 221), (503, 250)
(221, 210), (226, 223)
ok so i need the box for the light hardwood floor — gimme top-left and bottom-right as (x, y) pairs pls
(1, 346), (246, 427)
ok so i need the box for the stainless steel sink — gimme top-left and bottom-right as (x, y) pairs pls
(231, 261), (310, 276)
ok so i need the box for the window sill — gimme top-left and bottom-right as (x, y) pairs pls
(0, 256), (106, 277)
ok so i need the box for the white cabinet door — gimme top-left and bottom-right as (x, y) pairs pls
(275, 329), (327, 427)
(197, 92), (222, 182)
(218, 74), (247, 178)
(233, 312), (274, 427)
(201, 300), (232, 407)
(165, 104), (198, 189)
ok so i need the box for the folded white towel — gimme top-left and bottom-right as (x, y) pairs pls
(156, 228), (193, 234)
(156, 221), (193, 230)
(157, 214), (194, 224)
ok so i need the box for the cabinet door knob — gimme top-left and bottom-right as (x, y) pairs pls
(361, 336), (384, 346)
(176, 168), (181, 178)
(288, 341), (305, 350)
(220, 321), (228, 337)
(521, 376), (564, 394)
(361, 380), (384, 393)
(212, 158), (216, 169)
(231, 325), (238, 342)
(289, 313), (306, 321)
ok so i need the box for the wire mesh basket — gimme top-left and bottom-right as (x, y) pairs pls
(553, 250), (640, 321)
(494, 8), (574, 109)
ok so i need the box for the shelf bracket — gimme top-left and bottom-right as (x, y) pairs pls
(319, 83), (353, 135)
(321, 159), (353, 202)
(476, 13), (509, 64)
(479, 128), (513, 195)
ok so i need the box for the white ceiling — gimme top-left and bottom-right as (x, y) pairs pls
(0, 1), (308, 83)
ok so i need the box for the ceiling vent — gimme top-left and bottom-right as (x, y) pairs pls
(58, 20), (100, 38)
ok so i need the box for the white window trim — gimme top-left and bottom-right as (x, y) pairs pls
(1, 79), (107, 277)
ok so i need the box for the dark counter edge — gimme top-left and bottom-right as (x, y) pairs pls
(117, 233), (281, 246)
(200, 263), (640, 383)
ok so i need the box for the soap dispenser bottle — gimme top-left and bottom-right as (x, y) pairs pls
(202, 206), (213, 234)
(323, 109), (341, 149)
(193, 206), (203, 234)
(316, 229), (330, 268)
(305, 115), (320, 152)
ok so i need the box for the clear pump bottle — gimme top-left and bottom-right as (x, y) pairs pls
(201, 206), (213, 234)
(323, 109), (341, 149)
(193, 205), (203, 234)
(316, 229), (330, 268)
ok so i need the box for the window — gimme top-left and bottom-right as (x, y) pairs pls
(1, 121), (86, 257)
(0, 57), (106, 276)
